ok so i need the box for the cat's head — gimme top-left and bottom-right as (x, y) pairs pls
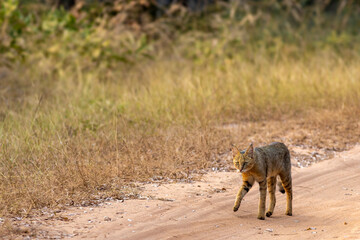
(232, 143), (255, 173)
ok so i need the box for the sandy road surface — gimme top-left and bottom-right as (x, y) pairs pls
(41, 146), (360, 239)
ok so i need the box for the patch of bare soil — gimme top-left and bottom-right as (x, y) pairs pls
(5, 145), (360, 239)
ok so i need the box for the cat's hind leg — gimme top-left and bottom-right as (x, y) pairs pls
(279, 172), (292, 216)
(266, 176), (276, 217)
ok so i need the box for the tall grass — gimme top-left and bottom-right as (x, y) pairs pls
(1, 1), (360, 216)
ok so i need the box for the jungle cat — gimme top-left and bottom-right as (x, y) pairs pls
(232, 142), (292, 220)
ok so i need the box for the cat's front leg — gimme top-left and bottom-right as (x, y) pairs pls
(233, 177), (254, 212)
(257, 179), (267, 220)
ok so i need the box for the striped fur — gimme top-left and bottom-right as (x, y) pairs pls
(232, 142), (292, 220)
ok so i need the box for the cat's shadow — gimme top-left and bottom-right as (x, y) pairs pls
(234, 212), (320, 224)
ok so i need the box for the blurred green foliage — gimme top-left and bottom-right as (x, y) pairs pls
(1, 0), (359, 67)
(0, 0), (154, 66)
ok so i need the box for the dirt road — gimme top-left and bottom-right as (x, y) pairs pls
(40, 146), (360, 239)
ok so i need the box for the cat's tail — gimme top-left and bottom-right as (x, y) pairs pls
(277, 176), (285, 194)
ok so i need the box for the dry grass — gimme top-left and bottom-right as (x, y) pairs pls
(3, 127), (228, 239)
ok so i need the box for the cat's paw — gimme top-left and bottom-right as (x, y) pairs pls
(266, 211), (273, 217)
(257, 215), (265, 220)
(233, 206), (239, 212)
(286, 211), (292, 216)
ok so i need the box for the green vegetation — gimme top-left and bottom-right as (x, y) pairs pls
(1, 0), (360, 216)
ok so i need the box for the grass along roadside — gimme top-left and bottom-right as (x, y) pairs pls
(1, 52), (360, 217)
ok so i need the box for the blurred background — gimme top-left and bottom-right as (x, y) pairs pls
(1, 0), (360, 219)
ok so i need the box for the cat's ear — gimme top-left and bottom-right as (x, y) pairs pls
(232, 145), (240, 157)
(245, 143), (254, 158)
